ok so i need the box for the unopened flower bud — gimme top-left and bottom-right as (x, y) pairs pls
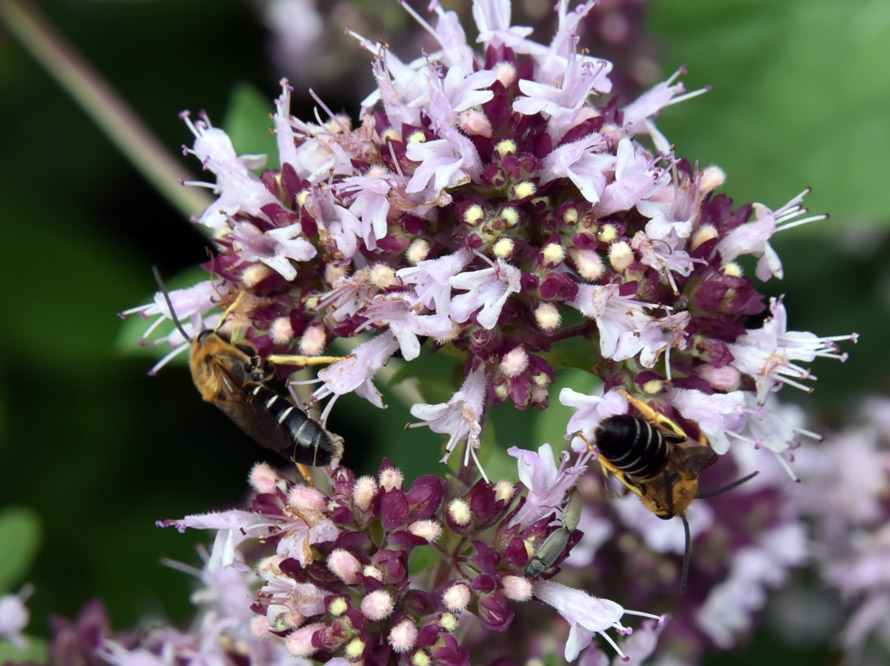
(270, 316), (295, 345)
(500, 206), (519, 227)
(723, 262), (743, 277)
(534, 302), (561, 331)
(642, 379), (663, 394)
(443, 583), (472, 612)
(690, 223), (719, 251)
(299, 323), (327, 357)
(493, 62), (517, 87)
(542, 242), (565, 267)
(494, 481), (515, 503)
(500, 346), (529, 378)
(494, 139), (516, 157)
(345, 637), (366, 659)
(324, 262), (348, 286)
(381, 127), (401, 144)
(248, 463), (279, 494)
(406, 238), (431, 264)
(569, 248), (605, 281)
(609, 241), (634, 272)
(379, 466), (404, 491)
(360, 590), (394, 621)
(285, 622), (325, 657)
(464, 204), (484, 226)
(288, 486), (327, 512)
(329, 596), (349, 617)
(353, 475), (378, 511)
(250, 615), (273, 638)
(327, 549), (362, 585)
(460, 109), (493, 138)
(699, 364), (741, 391)
(257, 555), (285, 578)
(242, 263), (275, 287)
(493, 237), (514, 259)
(501, 575), (533, 601)
(389, 618), (419, 653)
(700, 165), (726, 193)
(598, 223), (618, 243)
(448, 499), (471, 526)
(512, 181), (536, 200)
(363, 565), (384, 581)
(267, 604), (303, 632)
(408, 520), (442, 543)
(439, 613), (458, 631)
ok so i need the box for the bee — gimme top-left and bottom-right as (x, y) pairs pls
(594, 389), (717, 521)
(592, 388), (756, 593)
(152, 267), (344, 468)
(526, 491), (582, 577)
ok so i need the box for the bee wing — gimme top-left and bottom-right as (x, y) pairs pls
(670, 444), (718, 477)
(212, 372), (297, 458)
(597, 458), (644, 498)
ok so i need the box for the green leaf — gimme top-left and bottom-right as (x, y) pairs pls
(2, 197), (150, 373)
(387, 347), (463, 405)
(478, 421), (525, 483)
(408, 544), (440, 576)
(0, 636), (48, 663)
(649, 0), (890, 225)
(0, 507), (40, 592)
(224, 83), (279, 169)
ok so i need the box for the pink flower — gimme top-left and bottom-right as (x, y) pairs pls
(410, 365), (488, 477)
(450, 259), (522, 330)
(727, 297), (855, 402)
(533, 580), (663, 662)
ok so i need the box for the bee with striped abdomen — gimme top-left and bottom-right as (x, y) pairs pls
(152, 267), (343, 468)
(594, 389), (717, 520)
(592, 388), (756, 593)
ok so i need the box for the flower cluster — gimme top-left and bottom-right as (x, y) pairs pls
(123, 0), (854, 483)
(547, 440), (809, 661)
(144, 458), (658, 665)
(777, 398), (890, 664)
(262, 0), (659, 107)
(109, 1), (863, 664)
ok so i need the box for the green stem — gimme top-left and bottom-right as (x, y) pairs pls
(0, 0), (212, 218)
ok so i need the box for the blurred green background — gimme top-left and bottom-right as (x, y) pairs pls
(0, 0), (887, 661)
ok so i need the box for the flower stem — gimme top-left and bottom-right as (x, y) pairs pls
(0, 0), (212, 219)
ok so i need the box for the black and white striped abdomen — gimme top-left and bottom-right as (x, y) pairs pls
(595, 415), (668, 479)
(248, 384), (336, 467)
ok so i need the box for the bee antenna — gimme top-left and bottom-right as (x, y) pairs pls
(680, 513), (692, 597)
(151, 266), (192, 342)
(696, 471), (760, 499)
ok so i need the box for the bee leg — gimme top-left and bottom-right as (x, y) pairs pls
(213, 290), (246, 334)
(616, 387), (688, 441)
(296, 462), (316, 488)
(267, 354), (353, 366)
